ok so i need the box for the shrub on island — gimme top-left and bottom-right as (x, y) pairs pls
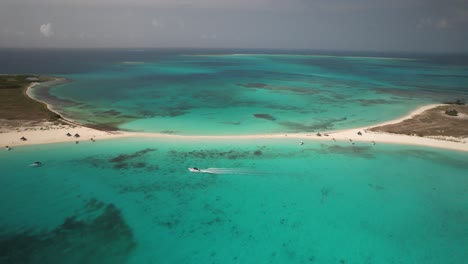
(445, 109), (458, 116)
(443, 99), (465, 105)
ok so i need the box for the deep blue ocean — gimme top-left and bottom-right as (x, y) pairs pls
(0, 49), (467, 263)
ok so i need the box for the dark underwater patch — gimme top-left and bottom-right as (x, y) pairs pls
(419, 73), (468, 79)
(279, 117), (347, 132)
(356, 99), (397, 106)
(238, 83), (268, 88)
(374, 87), (418, 97)
(254, 113), (276, 121)
(98, 109), (122, 116)
(0, 200), (136, 264)
(166, 146), (271, 163)
(394, 149), (468, 170)
(138, 107), (188, 118)
(238, 83), (319, 94)
(220, 121), (241, 126)
(109, 148), (157, 170)
(191, 61), (238, 67)
(77, 148), (158, 171)
(110, 148), (157, 163)
(320, 186), (333, 204)
(313, 144), (376, 159)
(159, 130), (179, 134)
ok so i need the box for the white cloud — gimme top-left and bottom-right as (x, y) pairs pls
(436, 18), (449, 29)
(151, 18), (160, 28)
(417, 17), (450, 30)
(417, 18), (432, 29)
(40, 23), (54, 37)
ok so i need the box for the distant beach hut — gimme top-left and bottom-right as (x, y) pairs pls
(20, 136), (27, 141)
(66, 133), (72, 137)
(357, 131), (362, 136)
(74, 133), (80, 138)
(316, 132), (322, 137)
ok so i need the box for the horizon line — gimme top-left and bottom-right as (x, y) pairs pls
(1, 47), (467, 55)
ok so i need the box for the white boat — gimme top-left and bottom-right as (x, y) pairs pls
(29, 162), (43, 167)
(188, 167), (214, 174)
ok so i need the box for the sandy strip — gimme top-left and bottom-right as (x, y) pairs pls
(1, 103), (467, 152)
(0, 125), (132, 147)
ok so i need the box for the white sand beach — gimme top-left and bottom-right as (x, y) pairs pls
(1, 103), (467, 151)
(0, 123), (131, 147)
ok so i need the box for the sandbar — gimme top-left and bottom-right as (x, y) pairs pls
(1, 78), (467, 152)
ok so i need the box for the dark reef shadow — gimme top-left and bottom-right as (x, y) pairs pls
(0, 199), (136, 264)
(279, 117), (347, 132)
(312, 144), (376, 159)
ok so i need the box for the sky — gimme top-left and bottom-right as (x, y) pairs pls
(0, 0), (467, 52)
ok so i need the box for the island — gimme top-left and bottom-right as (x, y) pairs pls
(0, 75), (467, 152)
(0, 75), (123, 146)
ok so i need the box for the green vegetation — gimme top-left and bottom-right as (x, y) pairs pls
(0, 75), (60, 121)
(445, 109), (458, 116)
(443, 99), (465, 105)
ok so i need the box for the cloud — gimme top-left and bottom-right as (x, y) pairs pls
(417, 17), (450, 30)
(417, 18), (432, 29)
(40, 23), (54, 37)
(2, 0), (274, 9)
(151, 18), (164, 29)
(436, 18), (449, 29)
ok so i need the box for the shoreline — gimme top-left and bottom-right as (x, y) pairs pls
(1, 87), (467, 151)
(24, 80), (113, 130)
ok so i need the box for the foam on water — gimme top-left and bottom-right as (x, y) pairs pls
(195, 168), (261, 175)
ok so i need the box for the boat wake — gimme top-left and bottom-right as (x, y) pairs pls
(192, 168), (257, 175)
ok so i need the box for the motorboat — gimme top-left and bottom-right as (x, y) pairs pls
(188, 167), (202, 173)
(188, 167), (214, 174)
(29, 161), (43, 167)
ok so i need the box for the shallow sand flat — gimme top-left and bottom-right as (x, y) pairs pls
(1, 103), (467, 152)
(130, 103), (468, 152)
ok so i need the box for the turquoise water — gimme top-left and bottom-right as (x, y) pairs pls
(1, 50), (468, 263)
(1, 138), (467, 263)
(28, 53), (468, 134)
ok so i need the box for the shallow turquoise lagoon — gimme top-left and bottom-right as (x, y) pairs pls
(1, 138), (467, 263)
(30, 54), (468, 134)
